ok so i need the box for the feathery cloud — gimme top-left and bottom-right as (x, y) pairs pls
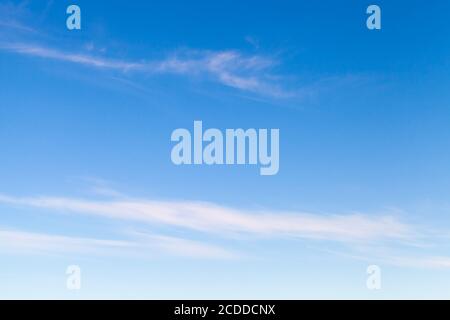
(0, 193), (412, 242)
(0, 41), (291, 97)
(0, 227), (237, 259)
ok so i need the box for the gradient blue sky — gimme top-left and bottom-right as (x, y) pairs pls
(1, 0), (450, 299)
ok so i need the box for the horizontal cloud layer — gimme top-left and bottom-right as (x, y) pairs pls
(0, 42), (291, 97)
(0, 193), (412, 242)
(0, 227), (237, 259)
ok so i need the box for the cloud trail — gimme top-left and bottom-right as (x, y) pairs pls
(0, 227), (237, 259)
(0, 41), (291, 97)
(0, 193), (412, 242)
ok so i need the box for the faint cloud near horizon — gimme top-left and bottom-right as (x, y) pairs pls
(0, 227), (238, 259)
(1, 190), (450, 269)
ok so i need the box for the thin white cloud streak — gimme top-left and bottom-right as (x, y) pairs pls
(0, 43), (142, 71)
(0, 228), (236, 259)
(318, 247), (450, 270)
(385, 255), (450, 269)
(130, 231), (238, 259)
(0, 194), (412, 242)
(0, 2), (295, 98)
(153, 50), (289, 96)
(0, 3), (44, 36)
(0, 20), (37, 33)
(0, 42), (291, 97)
(0, 228), (133, 255)
(345, 242), (450, 269)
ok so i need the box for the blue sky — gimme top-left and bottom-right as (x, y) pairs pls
(1, 0), (450, 299)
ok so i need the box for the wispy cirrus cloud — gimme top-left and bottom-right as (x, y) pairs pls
(0, 43), (142, 70)
(319, 246), (450, 270)
(152, 49), (291, 97)
(0, 2), (42, 36)
(0, 227), (237, 259)
(0, 2), (319, 99)
(0, 228), (133, 255)
(0, 2), (291, 97)
(0, 20), (37, 33)
(0, 41), (291, 97)
(380, 255), (450, 269)
(2, 192), (450, 269)
(0, 193), (412, 242)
